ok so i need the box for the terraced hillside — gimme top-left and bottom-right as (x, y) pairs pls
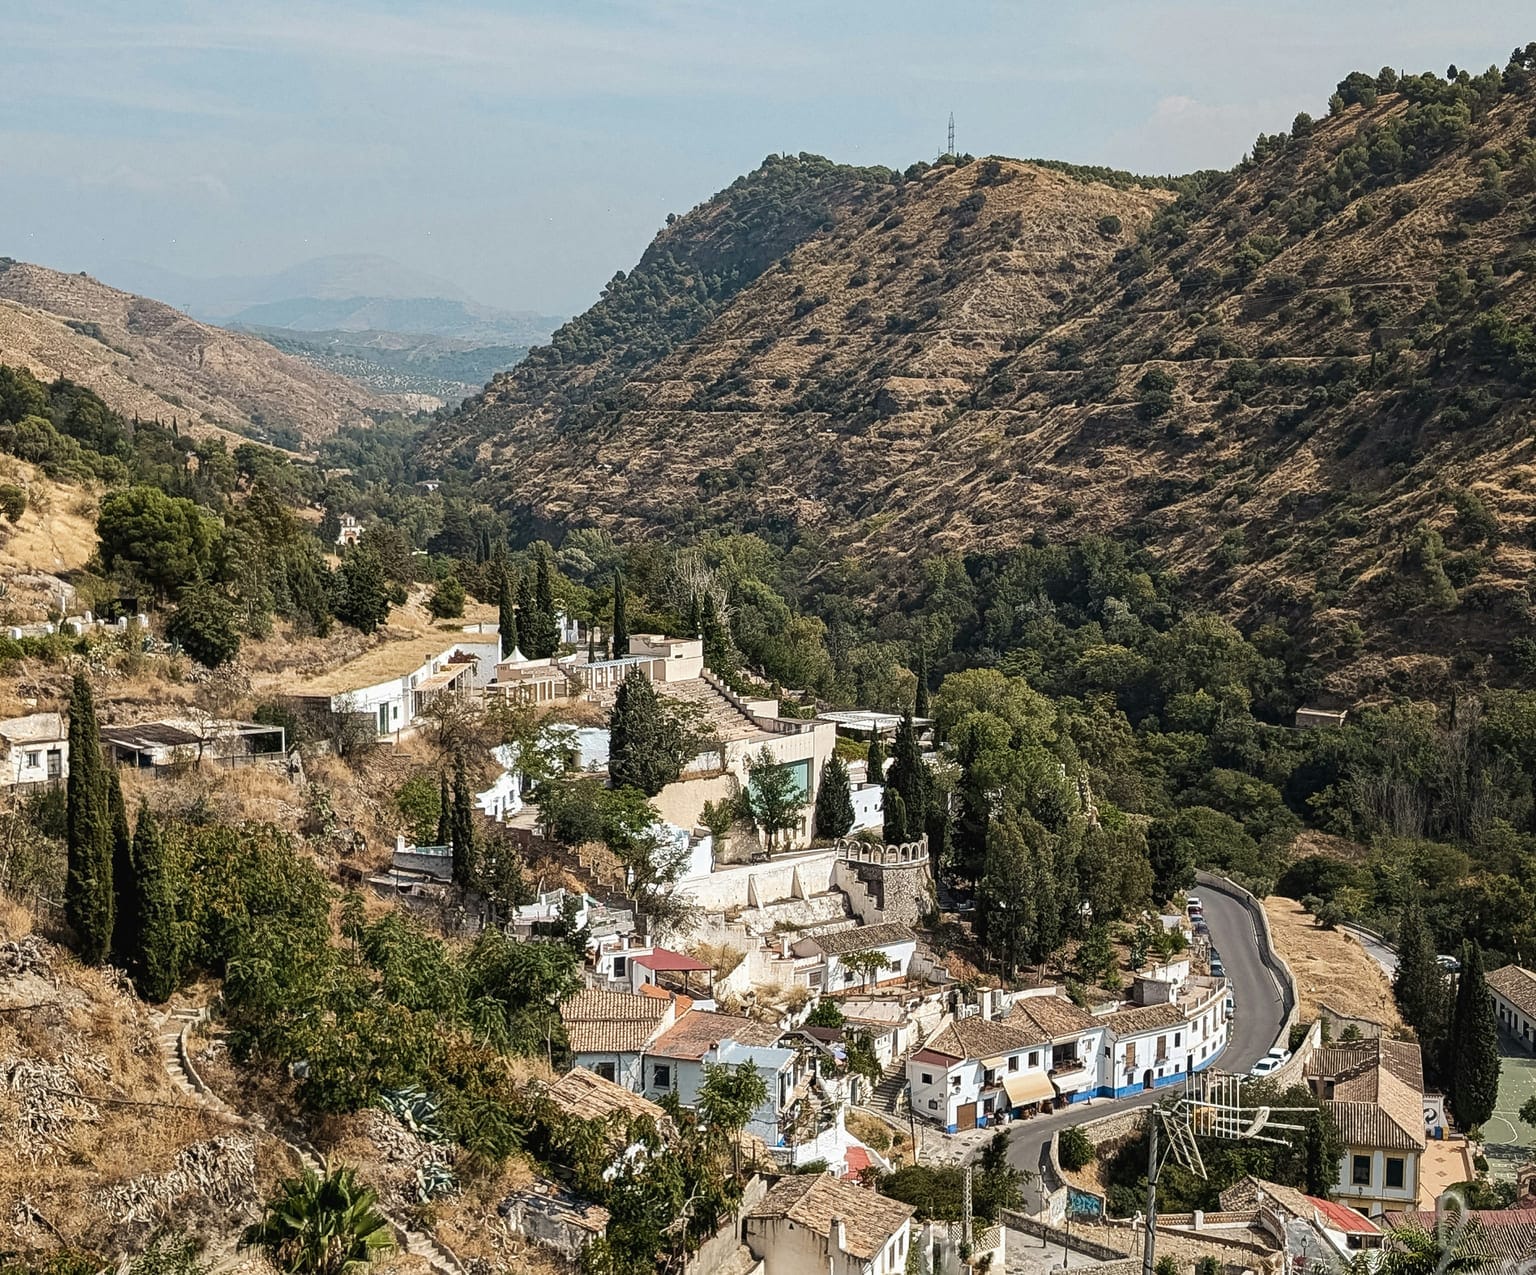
(438, 56), (1536, 691)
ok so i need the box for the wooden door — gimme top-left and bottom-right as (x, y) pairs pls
(956, 1102), (977, 1131)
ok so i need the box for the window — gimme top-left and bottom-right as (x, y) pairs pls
(1029, 1051), (1041, 1068)
(1352, 1155), (1372, 1186)
(652, 1063), (672, 1089)
(1008, 1055), (1020, 1072)
(595, 1062), (616, 1082)
(1124, 1043), (1137, 1066)
(613, 956), (627, 977)
(23, 751), (39, 767)
(1385, 1158), (1405, 1189)
(920, 1073), (933, 1085)
(1174, 1032), (1181, 1046)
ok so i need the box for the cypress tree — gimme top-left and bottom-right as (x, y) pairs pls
(497, 562), (519, 659)
(914, 647), (930, 719)
(1393, 897), (1448, 1059)
(883, 787), (909, 846)
(686, 590), (703, 636)
(107, 766), (137, 969)
(450, 755), (476, 889)
(130, 804), (180, 1002)
(65, 673), (113, 964)
(530, 545), (560, 658)
(608, 668), (679, 796)
(1447, 940), (1501, 1131)
(516, 571), (538, 656)
(866, 732), (885, 786)
(814, 756), (855, 840)
(886, 710), (928, 838)
(701, 592), (731, 673)
(436, 772), (451, 847)
(612, 568), (629, 657)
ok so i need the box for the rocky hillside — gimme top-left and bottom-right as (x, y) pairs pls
(0, 260), (430, 448)
(440, 55), (1536, 689)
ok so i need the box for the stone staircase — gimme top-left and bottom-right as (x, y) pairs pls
(870, 1056), (910, 1115)
(155, 1007), (467, 1275)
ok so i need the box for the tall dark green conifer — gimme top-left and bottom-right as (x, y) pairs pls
(130, 804), (180, 1002)
(1447, 940), (1501, 1131)
(1393, 898), (1448, 1063)
(516, 571), (538, 656)
(914, 648), (930, 719)
(701, 593), (731, 673)
(530, 545), (560, 658)
(107, 766), (137, 969)
(608, 669), (680, 796)
(883, 788), (909, 846)
(611, 568), (629, 657)
(65, 673), (113, 964)
(450, 755), (476, 889)
(436, 772), (451, 847)
(886, 710), (927, 841)
(497, 561), (518, 659)
(814, 756), (855, 840)
(866, 732), (885, 786)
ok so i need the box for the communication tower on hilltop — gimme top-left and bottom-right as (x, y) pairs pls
(947, 112), (955, 157)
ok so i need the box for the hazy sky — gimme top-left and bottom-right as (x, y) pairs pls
(5, 1), (1533, 315)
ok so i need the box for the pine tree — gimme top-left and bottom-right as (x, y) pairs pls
(914, 647), (930, 718)
(333, 545), (391, 634)
(450, 755), (476, 889)
(612, 568), (629, 657)
(608, 668), (681, 797)
(1447, 940), (1501, 1131)
(107, 766), (137, 969)
(883, 787), (909, 846)
(497, 562), (518, 658)
(814, 756), (855, 840)
(530, 545), (560, 658)
(866, 733), (885, 786)
(886, 710), (927, 839)
(130, 804), (181, 1002)
(65, 673), (113, 964)
(1393, 898), (1448, 1058)
(436, 772), (451, 847)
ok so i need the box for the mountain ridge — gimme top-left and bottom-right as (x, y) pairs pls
(434, 54), (1536, 694)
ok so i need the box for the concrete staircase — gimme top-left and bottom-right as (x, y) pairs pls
(155, 1007), (466, 1275)
(870, 1056), (909, 1115)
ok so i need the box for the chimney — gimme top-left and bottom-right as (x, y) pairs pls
(830, 1216), (847, 1256)
(979, 989), (993, 1021)
(395, 833), (406, 855)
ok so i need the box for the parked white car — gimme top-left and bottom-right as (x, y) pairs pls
(1249, 1057), (1281, 1077)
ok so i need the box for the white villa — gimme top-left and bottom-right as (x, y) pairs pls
(0, 712), (67, 788)
(744, 1173), (915, 1275)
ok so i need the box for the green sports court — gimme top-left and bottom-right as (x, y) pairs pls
(1483, 1043), (1536, 1178)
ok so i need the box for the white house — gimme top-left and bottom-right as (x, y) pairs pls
(791, 923), (917, 994)
(1307, 1039), (1427, 1217)
(908, 1012), (1055, 1133)
(1103, 981), (1229, 1097)
(744, 1173), (915, 1275)
(289, 634), (501, 738)
(1007, 991), (1108, 1105)
(0, 712), (66, 787)
(1489, 964), (1536, 1052)
(335, 514), (363, 546)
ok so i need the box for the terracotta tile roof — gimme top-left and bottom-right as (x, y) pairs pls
(922, 1014), (1045, 1062)
(1489, 965), (1536, 1022)
(1307, 1038), (1425, 1095)
(650, 1010), (784, 1061)
(747, 1173), (914, 1259)
(1105, 1003), (1186, 1036)
(1390, 1211), (1536, 1264)
(800, 923), (917, 956)
(632, 947), (712, 973)
(1327, 1061), (1425, 1152)
(545, 1067), (671, 1127)
(561, 988), (670, 1055)
(1010, 995), (1097, 1039)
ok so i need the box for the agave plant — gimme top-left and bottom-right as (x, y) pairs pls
(377, 1086), (444, 1143)
(414, 1160), (457, 1203)
(240, 1162), (395, 1275)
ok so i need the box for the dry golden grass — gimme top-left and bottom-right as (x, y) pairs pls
(1263, 895), (1401, 1028)
(0, 466), (98, 579)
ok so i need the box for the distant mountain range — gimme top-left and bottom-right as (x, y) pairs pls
(0, 258), (427, 447)
(100, 254), (562, 402)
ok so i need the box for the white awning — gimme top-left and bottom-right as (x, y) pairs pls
(1003, 1070), (1055, 1107)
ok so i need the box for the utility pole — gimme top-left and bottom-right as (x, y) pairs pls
(1142, 1114), (1159, 1275)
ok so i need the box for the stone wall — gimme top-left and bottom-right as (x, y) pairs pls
(830, 837), (936, 927)
(678, 847), (841, 911)
(681, 1175), (768, 1275)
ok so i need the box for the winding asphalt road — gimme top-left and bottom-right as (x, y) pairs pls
(999, 883), (1289, 1210)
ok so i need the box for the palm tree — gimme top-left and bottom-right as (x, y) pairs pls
(241, 1162), (396, 1275)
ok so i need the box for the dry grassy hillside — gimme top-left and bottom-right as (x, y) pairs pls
(0, 260), (431, 448)
(444, 67), (1536, 691)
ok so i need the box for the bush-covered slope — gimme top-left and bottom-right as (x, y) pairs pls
(438, 50), (1536, 693)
